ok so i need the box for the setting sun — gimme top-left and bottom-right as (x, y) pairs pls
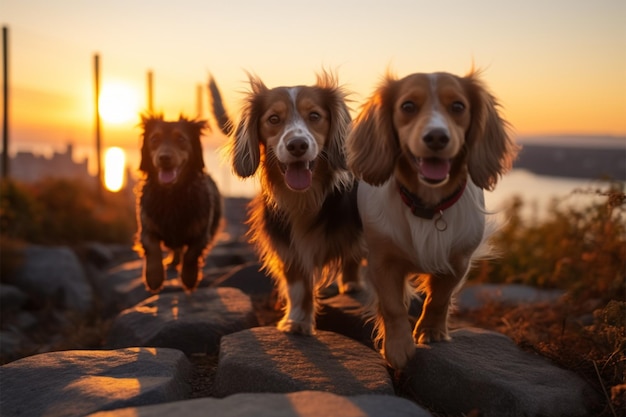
(104, 147), (126, 192)
(99, 82), (140, 124)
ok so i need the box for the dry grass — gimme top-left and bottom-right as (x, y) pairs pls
(467, 181), (625, 417)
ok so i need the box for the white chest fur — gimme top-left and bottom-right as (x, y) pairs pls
(358, 179), (488, 275)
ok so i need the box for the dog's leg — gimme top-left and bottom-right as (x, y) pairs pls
(277, 264), (315, 335)
(180, 240), (206, 292)
(369, 258), (415, 369)
(142, 232), (165, 293)
(338, 256), (362, 294)
(413, 259), (468, 343)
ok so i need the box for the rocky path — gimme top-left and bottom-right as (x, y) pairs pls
(0, 198), (601, 417)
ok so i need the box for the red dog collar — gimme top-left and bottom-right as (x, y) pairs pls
(398, 180), (467, 220)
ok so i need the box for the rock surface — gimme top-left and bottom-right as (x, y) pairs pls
(88, 391), (431, 417)
(401, 328), (599, 417)
(0, 348), (191, 417)
(214, 327), (394, 397)
(106, 287), (258, 356)
(11, 245), (92, 311)
(456, 283), (565, 311)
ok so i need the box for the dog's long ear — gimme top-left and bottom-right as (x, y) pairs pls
(464, 71), (519, 190)
(316, 71), (351, 171)
(186, 117), (207, 172)
(230, 75), (265, 178)
(346, 77), (399, 186)
(139, 114), (159, 174)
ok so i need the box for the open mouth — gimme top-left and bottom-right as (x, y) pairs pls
(158, 168), (179, 185)
(280, 160), (315, 191)
(415, 157), (452, 186)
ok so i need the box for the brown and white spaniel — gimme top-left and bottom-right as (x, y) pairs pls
(346, 70), (518, 369)
(210, 72), (364, 335)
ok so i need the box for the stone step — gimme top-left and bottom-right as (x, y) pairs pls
(213, 327), (394, 397)
(0, 348), (190, 417)
(105, 287), (258, 356)
(87, 391), (431, 417)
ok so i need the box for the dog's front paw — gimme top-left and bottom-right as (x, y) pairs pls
(382, 332), (416, 370)
(414, 326), (451, 344)
(144, 258), (165, 293)
(277, 318), (315, 335)
(181, 263), (200, 292)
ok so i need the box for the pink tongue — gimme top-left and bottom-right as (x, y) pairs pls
(419, 158), (450, 181)
(284, 162), (312, 191)
(158, 169), (177, 184)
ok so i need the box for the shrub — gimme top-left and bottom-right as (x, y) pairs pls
(0, 179), (43, 241)
(0, 178), (136, 246)
(468, 181), (626, 416)
(474, 181), (626, 303)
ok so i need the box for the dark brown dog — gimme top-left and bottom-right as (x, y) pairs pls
(135, 115), (223, 292)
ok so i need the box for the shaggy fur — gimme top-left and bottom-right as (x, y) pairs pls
(135, 115), (223, 293)
(346, 70), (519, 369)
(209, 73), (364, 334)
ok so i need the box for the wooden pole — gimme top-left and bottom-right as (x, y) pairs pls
(2, 26), (9, 179)
(196, 84), (202, 118)
(94, 53), (103, 198)
(147, 70), (153, 114)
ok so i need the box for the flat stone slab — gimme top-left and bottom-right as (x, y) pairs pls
(401, 328), (600, 417)
(0, 348), (191, 417)
(88, 390), (432, 417)
(214, 327), (394, 397)
(106, 287), (258, 355)
(456, 283), (564, 311)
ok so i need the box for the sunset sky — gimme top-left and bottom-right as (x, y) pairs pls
(2, 0), (626, 165)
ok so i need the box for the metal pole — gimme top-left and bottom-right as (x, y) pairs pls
(2, 26), (9, 179)
(94, 53), (103, 198)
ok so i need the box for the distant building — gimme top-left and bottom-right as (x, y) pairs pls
(1, 144), (91, 183)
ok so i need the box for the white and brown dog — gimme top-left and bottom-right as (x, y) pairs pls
(210, 72), (364, 335)
(346, 70), (518, 369)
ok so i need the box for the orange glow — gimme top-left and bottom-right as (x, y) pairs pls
(99, 82), (141, 124)
(4, 0), (625, 165)
(104, 147), (126, 192)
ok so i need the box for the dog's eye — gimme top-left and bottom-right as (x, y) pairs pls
(400, 101), (417, 113)
(451, 101), (466, 113)
(149, 135), (161, 147)
(176, 135), (187, 144)
(308, 112), (321, 122)
(268, 115), (280, 125)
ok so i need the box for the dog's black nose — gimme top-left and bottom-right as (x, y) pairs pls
(423, 129), (449, 151)
(286, 137), (309, 157)
(159, 154), (172, 166)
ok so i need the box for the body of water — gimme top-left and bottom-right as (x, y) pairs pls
(483, 169), (615, 219)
